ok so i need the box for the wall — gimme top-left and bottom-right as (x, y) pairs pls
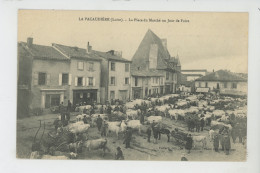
(108, 60), (131, 100)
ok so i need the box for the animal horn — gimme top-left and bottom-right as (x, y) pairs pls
(33, 120), (41, 143)
(39, 121), (45, 143)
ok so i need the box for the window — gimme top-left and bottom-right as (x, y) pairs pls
(161, 77), (164, 85)
(88, 77), (93, 86)
(145, 78), (148, 85)
(224, 82), (228, 88)
(135, 77), (138, 86)
(166, 72), (169, 80)
(88, 62), (94, 71)
(232, 83), (237, 89)
(38, 72), (46, 85)
(77, 77), (83, 86)
(125, 63), (129, 72)
(111, 62), (115, 71)
(205, 82), (208, 87)
(125, 78), (129, 85)
(62, 73), (68, 85)
(156, 77), (159, 84)
(110, 91), (115, 99)
(78, 61), (84, 70)
(111, 77), (116, 85)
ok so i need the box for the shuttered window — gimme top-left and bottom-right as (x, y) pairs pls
(111, 77), (116, 85)
(62, 73), (68, 85)
(111, 62), (115, 71)
(77, 77), (83, 86)
(88, 77), (93, 86)
(38, 72), (46, 85)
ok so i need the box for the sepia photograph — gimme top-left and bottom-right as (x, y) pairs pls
(17, 10), (248, 161)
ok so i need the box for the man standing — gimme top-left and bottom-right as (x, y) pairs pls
(96, 115), (103, 132)
(224, 133), (231, 155)
(125, 127), (132, 148)
(146, 126), (152, 143)
(115, 147), (124, 160)
(185, 134), (193, 154)
(100, 105), (104, 114)
(200, 118), (205, 131)
(59, 102), (66, 125)
(101, 120), (108, 137)
(213, 133), (220, 152)
(67, 100), (72, 114)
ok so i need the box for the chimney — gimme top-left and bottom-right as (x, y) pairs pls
(86, 42), (92, 53)
(161, 39), (167, 50)
(27, 37), (33, 47)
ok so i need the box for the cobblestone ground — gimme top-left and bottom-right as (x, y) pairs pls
(17, 113), (246, 161)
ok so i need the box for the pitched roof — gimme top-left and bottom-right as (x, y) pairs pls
(92, 50), (131, 62)
(19, 42), (68, 60)
(131, 69), (164, 77)
(195, 70), (247, 82)
(131, 29), (172, 71)
(52, 43), (102, 61)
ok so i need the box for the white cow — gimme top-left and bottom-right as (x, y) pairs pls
(41, 155), (69, 160)
(193, 135), (207, 149)
(125, 120), (142, 134)
(126, 109), (140, 120)
(82, 138), (110, 157)
(147, 116), (162, 124)
(68, 123), (90, 134)
(107, 121), (127, 138)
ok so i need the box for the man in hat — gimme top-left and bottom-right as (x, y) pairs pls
(185, 134), (193, 153)
(181, 153), (188, 161)
(115, 147), (124, 160)
(146, 126), (152, 143)
(124, 127), (132, 148)
(101, 120), (108, 137)
(96, 115), (103, 132)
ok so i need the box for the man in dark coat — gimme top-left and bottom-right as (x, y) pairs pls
(146, 126), (152, 142)
(185, 134), (193, 153)
(101, 120), (108, 137)
(107, 105), (112, 115)
(59, 102), (66, 125)
(125, 127), (132, 148)
(115, 147), (124, 160)
(223, 133), (231, 155)
(140, 113), (145, 125)
(153, 126), (159, 144)
(83, 115), (88, 124)
(100, 105), (104, 114)
(67, 100), (72, 113)
(213, 134), (220, 152)
(200, 118), (205, 131)
(96, 115), (103, 132)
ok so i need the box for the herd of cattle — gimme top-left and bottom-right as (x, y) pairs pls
(30, 93), (247, 160)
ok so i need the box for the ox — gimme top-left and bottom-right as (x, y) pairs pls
(82, 138), (110, 157)
(192, 135), (207, 149)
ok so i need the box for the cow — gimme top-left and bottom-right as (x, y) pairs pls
(124, 120), (142, 134)
(126, 109), (140, 120)
(107, 121), (127, 138)
(147, 116), (162, 124)
(68, 141), (83, 153)
(41, 155), (69, 160)
(192, 135), (207, 149)
(82, 138), (110, 157)
(208, 129), (215, 142)
(68, 123), (90, 134)
(76, 114), (90, 122)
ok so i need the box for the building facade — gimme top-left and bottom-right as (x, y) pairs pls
(194, 70), (247, 96)
(131, 29), (181, 96)
(131, 70), (165, 99)
(18, 38), (102, 116)
(94, 50), (131, 103)
(181, 69), (208, 81)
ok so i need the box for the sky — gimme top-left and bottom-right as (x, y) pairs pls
(18, 10), (248, 73)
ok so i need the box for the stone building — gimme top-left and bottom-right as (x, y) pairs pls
(93, 50), (131, 103)
(194, 70), (247, 96)
(131, 29), (181, 97)
(17, 38), (102, 116)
